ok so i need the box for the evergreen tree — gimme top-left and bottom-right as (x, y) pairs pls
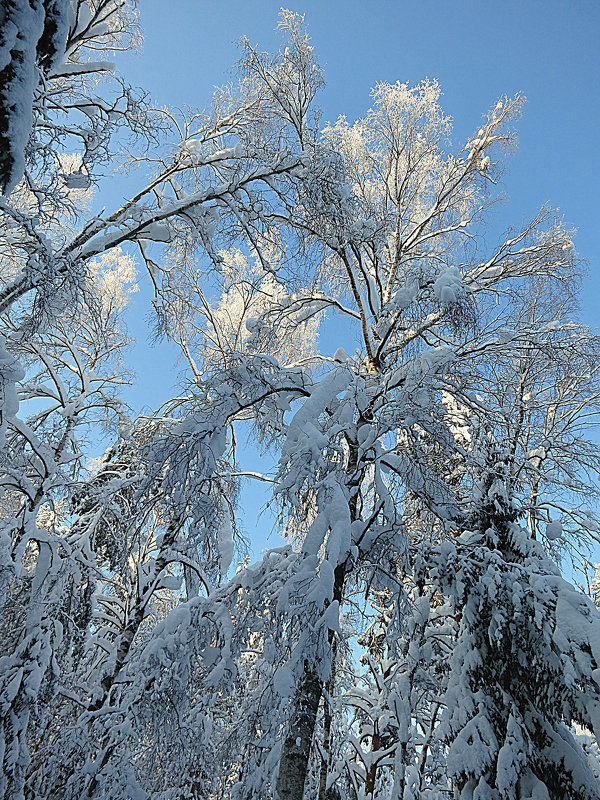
(0, 7), (599, 800)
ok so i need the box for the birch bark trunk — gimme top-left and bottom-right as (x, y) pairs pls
(276, 564), (346, 800)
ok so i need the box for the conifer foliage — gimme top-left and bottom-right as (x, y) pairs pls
(1, 4), (600, 799)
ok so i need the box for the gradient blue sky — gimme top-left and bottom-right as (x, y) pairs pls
(110, 0), (599, 555)
(118, 0), (599, 408)
(122, 0), (600, 254)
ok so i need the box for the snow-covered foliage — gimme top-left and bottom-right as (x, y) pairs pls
(0, 8), (599, 800)
(431, 462), (600, 800)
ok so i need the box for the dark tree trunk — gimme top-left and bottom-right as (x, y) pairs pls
(276, 663), (323, 800)
(317, 641), (337, 800)
(276, 564), (346, 800)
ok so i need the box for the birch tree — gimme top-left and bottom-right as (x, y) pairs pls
(0, 7), (599, 800)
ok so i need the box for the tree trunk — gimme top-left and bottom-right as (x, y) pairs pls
(317, 643), (337, 800)
(276, 663), (323, 800)
(277, 424), (363, 799)
(276, 564), (346, 800)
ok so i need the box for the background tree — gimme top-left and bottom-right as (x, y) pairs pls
(0, 8), (599, 800)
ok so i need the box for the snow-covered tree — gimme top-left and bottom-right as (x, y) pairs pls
(0, 8), (599, 800)
(430, 454), (600, 800)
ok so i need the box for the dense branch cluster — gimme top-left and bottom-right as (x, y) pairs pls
(1, 5), (600, 800)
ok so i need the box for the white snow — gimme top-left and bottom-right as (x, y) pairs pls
(273, 665), (295, 698)
(433, 267), (463, 304)
(545, 520), (563, 541)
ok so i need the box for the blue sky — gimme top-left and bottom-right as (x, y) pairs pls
(109, 1), (600, 553)
(121, 0), (600, 244)
(119, 0), (599, 381)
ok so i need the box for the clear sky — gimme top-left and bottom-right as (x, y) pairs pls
(117, 0), (599, 395)
(102, 0), (600, 554)
(120, 0), (600, 256)
(108, 1), (600, 552)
